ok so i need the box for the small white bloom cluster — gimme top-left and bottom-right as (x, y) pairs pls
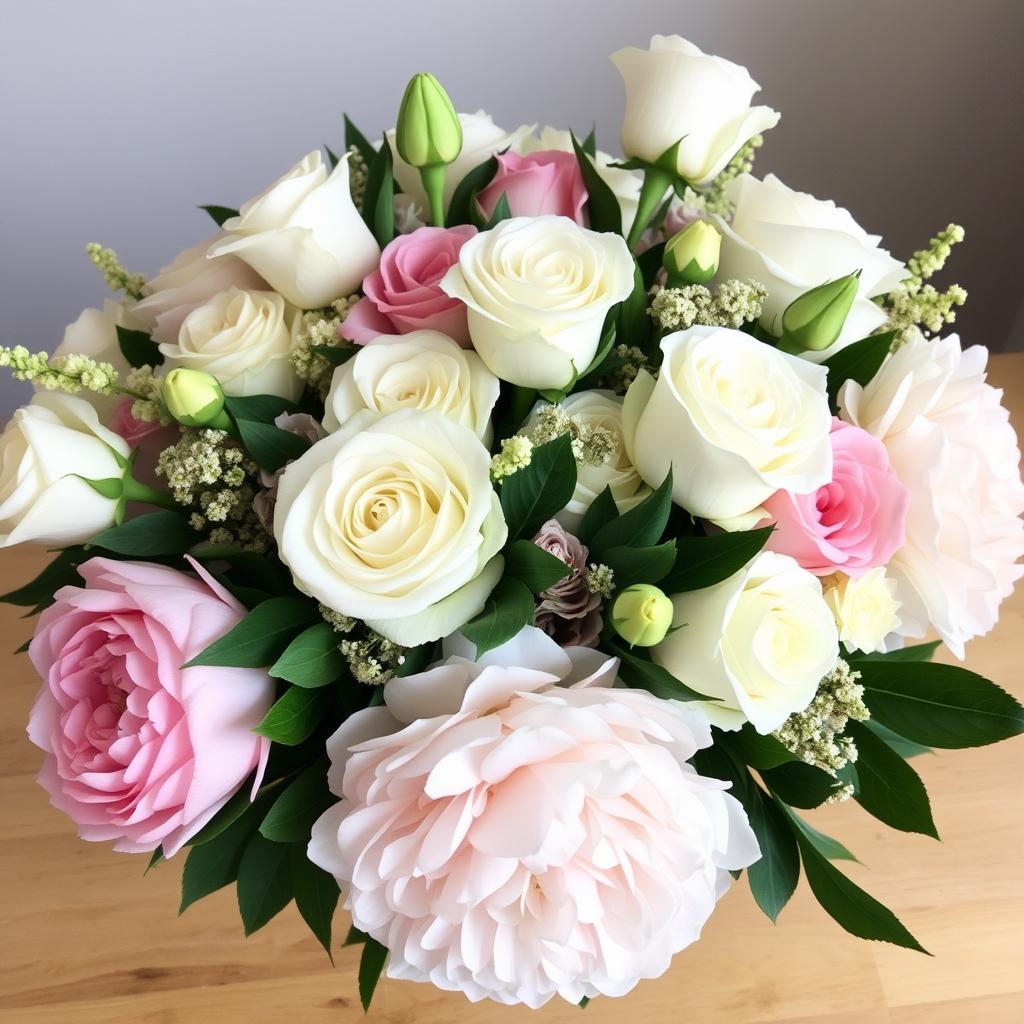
(0, 345), (119, 395)
(289, 296), (359, 394)
(85, 242), (146, 300)
(649, 279), (768, 332)
(489, 434), (534, 480)
(584, 563), (615, 598)
(338, 630), (406, 685)
(524, 404), (618, 467)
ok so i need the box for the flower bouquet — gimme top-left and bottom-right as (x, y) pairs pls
(3, 33), (1023, 1011)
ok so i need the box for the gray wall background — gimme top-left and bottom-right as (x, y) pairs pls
(2, 0), (1022, 417)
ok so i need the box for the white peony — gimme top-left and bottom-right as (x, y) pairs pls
(323, 330), (499, 440)
(440, 216), (635, 390)
(654, 550), (839, 733)
(839, 334), (1024, 657)
(716, 174), (906, 359)
(209, 151), (379, 309)
(823, 568), (902, 655)
(622, 326), (833, 520)
(273, 409), (507, 646)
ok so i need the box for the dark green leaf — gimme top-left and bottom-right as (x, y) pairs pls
(362, 138), (395, 247)
(852, 641), (941, 663)
(855, 659), (1024, 748)
(145, 846), (164, 873)
(447, 154), (500, 227)
(722, 724), (798, 770)
(224, 394), (298, 424)
(823, 332), (896, 412)
(344, 925), (370, 946)
(88, 510), (196, 556)
(359, 937), (389, 1011)
(310, 343), (357, 368)
(254, 686), (329, 746)
(186, 596), (318, 668)
(482, 191), (511, 228)
(570, 133), (622, 235)
(188, 772), (259, 847)
(863, 719), (932, 759)
(116, 325), (163, 369)
(324, 145), (339, 169)
(260, 757), (334, 843)
(343, 115), (377, 171)
(775, 799), (858, 862)
(236, 832), (294, 935)
(461, 576), (535, 658)
(609, 641), (712, 702)
(199, 204), (239, 227)
(576, 486), (619, 547)
(762, 760), (842, 809)
(637, 241), (666, 289)
(615, 258), (649, 350)
(234, 418), (311, 473)
(660, 527), (773, 594)
(590, 471), (672, 555)
(270, 623), (346, 687)
(499, 434), (577, 539)
(290, 844), (339, 957)
(395, 641), (436, 677)
(504, 539), (571, 593)
(601, 540), (676, 590)
(845, 720), (937, 837)
(580, 127), (596, 158)
(0, 546), (86, 606)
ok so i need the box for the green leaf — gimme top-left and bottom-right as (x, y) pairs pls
(270, 623), (346, 687)
(590, 471), (672, 554)
(145, 846), (164, 873)
(290, 844), (339, 958)
(482, 191), (511, 228)
(344, 925), (369, 947)
(823, 332), (896, 412)
(660, 527), (773, 594)
(580, 127), (596, 158)
(116, 325), (163, 369)
(359, 937), (389, 1011)
(310, 343), (357, 368)
(446, 154), (500, 227)
(234, 418), (311, 473)
(615, 258), (650, 350)
(236, 832), (294, 936)
(461, 576), (535, 658)
(854, 659), (1024, 748)
(863, 719), (932, 759)
(576, 485), (619, 547)
(186, 596), (318, 668)
(601, 540), (676, 590)
(609, 641), (712, 702)
(199, 204), (239, 227)
(362, 138), (395, 247)
(761, 760), (842, 809)
(254, 686), (329, 746)
(0, 546), (86, 606)
(776, 800), (858, 862)
(637, 240), (666, 289)
(395, 641), (436, 677)
(503, 539), (571, 593)
(780, 803), (928, 953)
(852, 641), (941, 663)
(844, 720), (937, 837)
(259, 757), (334, 843)
(499, 434), (577, 539)
(88, 510), (196, 556)
(224, 394), (298, 424)
(324, 145), (339, 169)
(570, 133), (622, 235)
(343, 115), (377, 171)
(722, 724), (798, 770)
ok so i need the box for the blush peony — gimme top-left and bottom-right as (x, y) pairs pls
(308, 626), (759, 1007)
(26, 558), (275, 855)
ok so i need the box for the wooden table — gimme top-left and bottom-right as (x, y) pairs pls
(2, 356), (1023, 1024)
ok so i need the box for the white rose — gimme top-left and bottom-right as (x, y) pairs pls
(716, 174), (906, 360)
(622, 326), (832, 520)
(209, 151), (379, 309)
(159, 287), (300, 400)
(611, 35), (780, 186)
(654, 550), (839, 733)
(823, 569), (902, 655)
(839, 334), (1024, 657)
(525, 390), (651, 531)
(323, 330), (499, 440)
(0, 393), (129, 547)
(440, 216), (635, 389)
(274, 409), (508, 646)
(131, 235), (266, 345)
(389, 111), (534, 211)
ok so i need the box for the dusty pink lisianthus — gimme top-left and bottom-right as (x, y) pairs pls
(340, 225), (476, 346)
(532, 519), (602, 646)
(476, 150), (587, 224)
(26, 557), (275, 855)
(763, 418), (909, 576)
(308, 626), (759, 1007)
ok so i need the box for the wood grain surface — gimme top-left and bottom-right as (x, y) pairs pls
(1, 357), (1022, 1024)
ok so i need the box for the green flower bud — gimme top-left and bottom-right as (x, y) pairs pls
(611, 584), (675, 648)
(664, 220), (721, 286)
(779, 272), (861, 352)
(161, 368), (229, 429)
(395, 72), (463, 168)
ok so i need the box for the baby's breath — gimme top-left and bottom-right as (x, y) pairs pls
(85, 243), (146, 300)
(649, 279), (767, 332)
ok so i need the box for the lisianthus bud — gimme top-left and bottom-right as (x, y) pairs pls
(664, 220), (720, 285)
(612, 584), (674, 647)
(395, 73), (463, 168)
(779, 272), (860, 352)
(161, 368), (229, 429)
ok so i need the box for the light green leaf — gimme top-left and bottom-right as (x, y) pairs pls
(270, 623), (346, 687)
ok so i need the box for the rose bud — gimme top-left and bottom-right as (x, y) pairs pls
(161, 368), (231, 430)
(664, 220), (721, 286)
(779, 272), (860, 352)
(612, 583), (674, 647)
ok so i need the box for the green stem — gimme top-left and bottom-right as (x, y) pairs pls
(122, 476), (178, 511)
(419, 164), (447, 227)
(626, 167), (674, 249)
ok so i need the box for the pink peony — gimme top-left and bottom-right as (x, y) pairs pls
(26, 557), (275, 855)
(763, 418), (909, 576)
(476, 150), (587, 224)
(531, 519), (602, 646)
(308, 626), (759, 1007)
(340, 225), (476, 346)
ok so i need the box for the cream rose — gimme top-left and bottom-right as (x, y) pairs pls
(654, 550), (839, 733)
(323, 330), (499, 439)
(622, 326), (832, 520)
(159, 287), (300, 400)
(526, 390), (651, 530)
(440, 216), (635, 389)
(209, 151), (379, 309)
(273, 409), (508, 646)
(716, 174), (906, 359)
(0, 393), (130, 547)
(823, 569), (902, 655)
(131, 235), (266, 345)
(611, 35), (779, 186)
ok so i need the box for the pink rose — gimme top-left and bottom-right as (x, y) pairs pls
(763, 418), (909, 576)
(476, 149), (587, 224)
(340, 225), (476, 346)
(26, 557), (275, 855)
